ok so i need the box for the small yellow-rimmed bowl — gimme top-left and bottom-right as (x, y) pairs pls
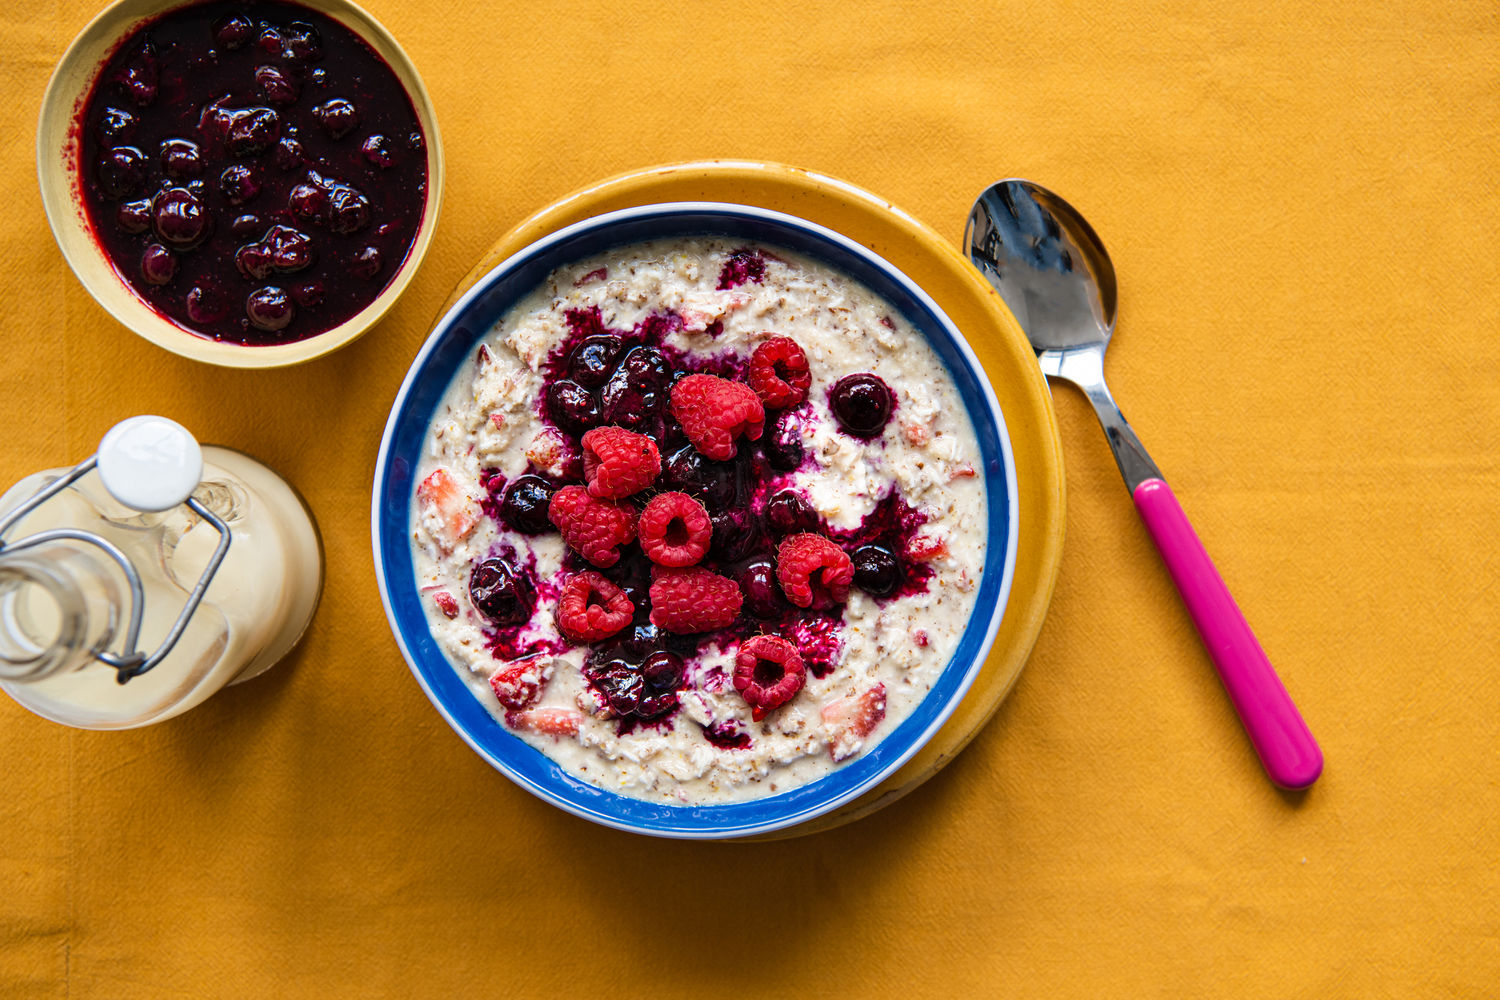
(36, 0), (443, 368)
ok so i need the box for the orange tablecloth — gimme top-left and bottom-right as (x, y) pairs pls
(3, 1), (1497, 996)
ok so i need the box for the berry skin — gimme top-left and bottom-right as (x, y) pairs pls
(747, 336), (812, 410)
(649, 566), (743, 633)
(830, 373), (895, 437)
(581, 426), (661, 499)
(734, 635), (806, 721)
(488, 657), (552, 710)
(776, 533), (854, 610)
(822, 683), (887, 761)
(469, 557), (536, 625)
(547, 485), (637, 568)
(505, 707), (582, 737)
(852, 544), (902, 597)
(669, 374), (765, 461)
(638, 492), (712, 567)
(557, 571), (634, 642)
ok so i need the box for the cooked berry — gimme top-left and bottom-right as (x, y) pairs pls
(361, 134), (396, 169)
(590, 660), (644, 716)
(97, 107), (138, 143)
(235, 243), (274, 280)
(281, 22), (323, 60)
(710, 508), (757, 562)
(499, 475), (556, 534)
(546, 379), (601, 437)
(649, 566), (743, 634)
(219, 164), (261, 205)
(581, 426), (661, 499)
(830, 373), (894, 437)
(638, 492), (712, 567)
(469, 557), (535, 625)
(116, 198), (153, 234)
(274, 137), (306, 170)
(288, 182), (327, 221)
(852, 544), (902, 597)
(255, 64), (300, 106)
(231, 213), (262, 238)
(314, 98), (360, 139)
(747, 336), (812, 409)
(568, 334), (624, 389)
(777, 533), (854, 610)
(600, 345), (672, 428)
(350, 246), (382, 279)
(212, 13), (254, 48)
(717, 247), (765, 289)
(291, 280), (324, 307)
(763, 415), (805, 472)
(739, 557), (789, 620)
(223, 106), (281, 156)
(159, 138), (202, 178)
(245, 286), (294, 331)
(97, 147), (147, 199)
(617, 623), (663, 660)
(140, 244), (176, 285)
(661, 445), (737, 510)
(641, 650), (685, 692)
(117, 41), (159, 107)
(733, 635), (806, 721)
(184, 285), (225, 324)
(557, 570), (634, 642)
(764, 490), (819, 538)
(152, 187), (211, 247)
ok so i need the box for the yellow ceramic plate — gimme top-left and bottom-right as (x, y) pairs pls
(438, 160), (1066, 836)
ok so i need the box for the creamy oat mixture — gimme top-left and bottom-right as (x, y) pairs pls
(410, 238), (986, 804)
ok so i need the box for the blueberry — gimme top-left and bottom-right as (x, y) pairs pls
(266, 225), (314, 272)
(468, 557), (535, 625)
(185, 285), (225, 325)
(600, 346), (671, 428)
(212, 14), (255, 49)
(764, 490), (819, 537)
(830, 373), (894, 437)
(763, 409), (805, 471)
(852, 545), (902, 597)
(116, 198), (153, 234)
(282, 22), (323, 60)
(290, 280), (324, 307)
(590, 660), (643, 715)
(255, 65), (300, 106)
(361, 134), (396, 169)
(152, 188), (211, 248)
(235, 243), (274, 280)
(96, 107), (138, 143)
(568, 334), (624, 389)
(140, 244), (176, 286)
(219, 164), (261, 205)
(739, 558), (788, 620)
(274, 137), (306, 171)
(96, 146), (147, 199)
(231, 213), (264, 239)
(349, 246), (382, 279)
(499, 475), (556, 534)
(710, 508), (757, 561)
(546, 379), (601, 436)
(327, 184), (370, 234)
(641, 650), (685, 692)
(288, 182), (327, 221)
(245, 286), (294, 332)
(313, 98), (360, 139)
(224, 107), (281, 156)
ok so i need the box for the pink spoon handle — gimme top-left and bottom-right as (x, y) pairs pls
(1131, 478), (1323, 789)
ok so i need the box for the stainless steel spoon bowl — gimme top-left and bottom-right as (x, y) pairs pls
(966, 179), (1322, 790)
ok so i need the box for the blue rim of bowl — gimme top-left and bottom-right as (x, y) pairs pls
(371, 203), (1020, 839)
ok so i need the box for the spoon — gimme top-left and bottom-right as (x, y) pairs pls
(965, 179), (1322, 790)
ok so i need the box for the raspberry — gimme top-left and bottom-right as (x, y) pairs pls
(556, 571), (634, 642)
(581, 426), (661, 499)
(488, 656), (552, 710)
(649, 566), (743, 633)
(776, 533), (854, 609)
(733, 635), (806, 721)
(747, 336), (811, 410)
(669, 374), (764, 461)
(638, 492), (712, 567)
(547, 485), (637, 567)
(822, 683), (887, 761)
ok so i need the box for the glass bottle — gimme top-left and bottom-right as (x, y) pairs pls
(0, 416), (323, 729)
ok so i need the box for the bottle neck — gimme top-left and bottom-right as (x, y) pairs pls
(0, 543), (120, 683)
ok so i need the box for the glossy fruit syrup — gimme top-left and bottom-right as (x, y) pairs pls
(75, 0), (428, 345)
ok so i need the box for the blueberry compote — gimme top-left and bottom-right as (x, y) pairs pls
(76, 0), (428, 345)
